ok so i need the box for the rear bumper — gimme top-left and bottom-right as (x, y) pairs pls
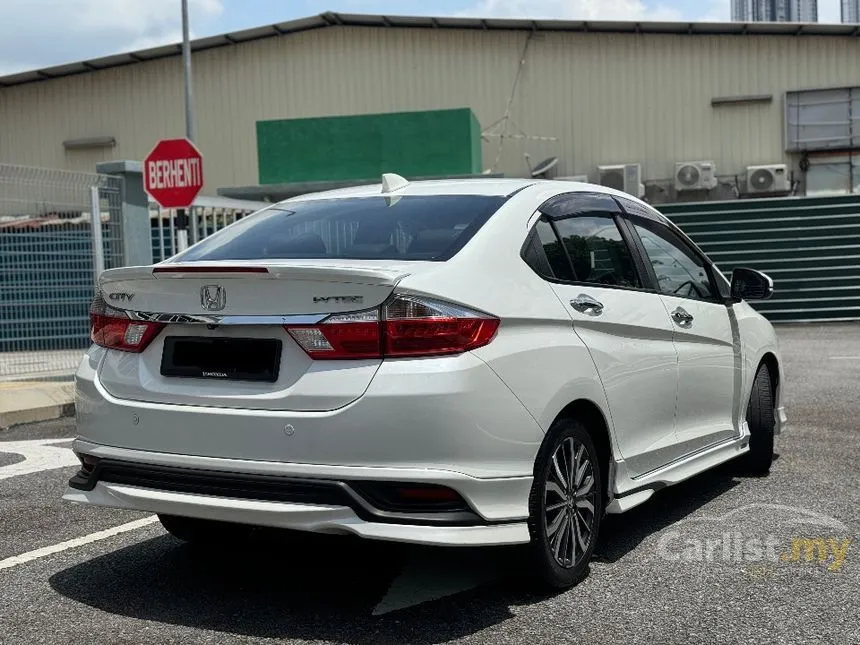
(63, 482), (529, 547)
(75, 348), (545, 479)
(63, 441), (532, 546)
(72, 343), (544, 544)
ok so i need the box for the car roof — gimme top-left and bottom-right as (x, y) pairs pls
(273, 177), (671, 224)
(277, 178), (537, 203)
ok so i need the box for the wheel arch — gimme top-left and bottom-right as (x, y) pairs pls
(549, 399), (614, 505)
(759, 351), (780, 395)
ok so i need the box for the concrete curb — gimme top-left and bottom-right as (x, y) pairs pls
(0, 381), (75, 429)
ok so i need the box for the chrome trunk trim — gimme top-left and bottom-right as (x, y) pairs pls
(126, 311), (328, 325)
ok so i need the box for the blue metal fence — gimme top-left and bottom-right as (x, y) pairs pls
(0, 164), (123, 378)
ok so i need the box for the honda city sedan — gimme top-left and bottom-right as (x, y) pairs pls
(65, 176), (785, 588)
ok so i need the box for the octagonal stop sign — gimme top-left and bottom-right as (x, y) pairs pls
(144, 138), (204, 209)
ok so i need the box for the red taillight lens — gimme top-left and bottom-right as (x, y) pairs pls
(90, 294), (164, 353)
(285, 295), (499, 360)
(285, 309), (382, 359)
(384, 317), (498, 357)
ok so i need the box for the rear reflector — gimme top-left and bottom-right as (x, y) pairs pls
(350, 481), (469, 512)
(286, 294), (499, 359)
(90, 294), (164, 353)
(393, 486), (462, 503)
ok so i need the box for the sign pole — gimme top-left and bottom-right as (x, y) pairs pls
(181, 0), (195, 143)
(177, 0), (195, 252)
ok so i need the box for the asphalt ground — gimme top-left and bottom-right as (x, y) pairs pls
(0, 324), (857, 645)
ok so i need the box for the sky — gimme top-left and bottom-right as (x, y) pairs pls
(0, 0), (846, 76)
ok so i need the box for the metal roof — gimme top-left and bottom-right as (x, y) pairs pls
(2, 12), (859, 89)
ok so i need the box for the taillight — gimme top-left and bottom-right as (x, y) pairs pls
(285, 295), (499, 360)
(90, 293), (164, 353)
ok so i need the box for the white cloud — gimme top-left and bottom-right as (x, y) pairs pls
(700, 0), (730, 22)
(126, 30), (187, 53)
(0, 0), (223, 75)
(461, 0), (683, 21)
(463, 0), (843, 22)
(818, 0), (841, 23)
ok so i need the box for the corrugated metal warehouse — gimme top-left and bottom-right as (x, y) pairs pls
(1, 13), (860, 202)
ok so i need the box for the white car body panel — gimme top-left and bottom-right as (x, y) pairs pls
(658, 294), (739, 453)
(548, 284), (679, 477)
(76, 347), (545, 478)
(65, 178), (786, 546)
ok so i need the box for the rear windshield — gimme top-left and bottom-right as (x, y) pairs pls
(174, 195), (507, 262)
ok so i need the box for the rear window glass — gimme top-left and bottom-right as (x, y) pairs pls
(174, 195), (507, 262)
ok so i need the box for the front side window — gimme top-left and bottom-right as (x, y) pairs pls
(553, 216), (640, 288)
(174, 195), (506, 262)
(633, 223), (715, 301)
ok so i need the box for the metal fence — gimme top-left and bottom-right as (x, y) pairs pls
(0, 164), (123, 380)
(150, 200), (263, 263)
(660, 194), (860, 323)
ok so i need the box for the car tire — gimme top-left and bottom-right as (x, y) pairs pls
(527, 418), (603, 589)
(744, 364), (776, 475)
(158, 514), (252, 545)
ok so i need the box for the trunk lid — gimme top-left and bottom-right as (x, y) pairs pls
(96, 260), (422, 411)
(100, 260), (412, 317)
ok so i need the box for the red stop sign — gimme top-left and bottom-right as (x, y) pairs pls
(144, 138), (204, 209)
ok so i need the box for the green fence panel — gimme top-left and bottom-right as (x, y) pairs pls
(658, 195), (860, 323)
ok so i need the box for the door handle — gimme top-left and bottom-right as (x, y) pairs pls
(571, 294), (604, 316)
(671, 306), (694, 327)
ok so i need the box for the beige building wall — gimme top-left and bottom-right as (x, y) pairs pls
(1, 25), (859, 193)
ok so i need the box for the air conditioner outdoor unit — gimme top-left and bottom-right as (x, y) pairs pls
(745, 164), (790, 195)
(675, 161), (717, 191)
(598, 164), (644, 197)
(556, 175), (590, 183)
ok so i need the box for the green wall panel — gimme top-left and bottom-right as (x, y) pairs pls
(659, 195), (860, 322)
(256, 108), (482, 184)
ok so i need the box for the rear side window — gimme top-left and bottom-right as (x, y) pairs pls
(553, 216), (640, 288)
(175, 195), (506, 262)
(523, 219), (574, 280)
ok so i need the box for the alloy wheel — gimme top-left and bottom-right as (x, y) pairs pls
(543, 437), (597, 568)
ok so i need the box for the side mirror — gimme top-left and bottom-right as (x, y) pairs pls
(731, 267), (774, 301)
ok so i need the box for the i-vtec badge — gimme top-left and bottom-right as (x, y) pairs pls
(108, 292), (135, 302)
(313, 295), (364, 304)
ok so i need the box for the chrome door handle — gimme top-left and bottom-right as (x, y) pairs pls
(571, 294), (604, 316)
(672, 306), (694, 327)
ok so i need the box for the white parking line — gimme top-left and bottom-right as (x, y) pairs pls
(829, 356), (860, 360)
(0, 439), (78, 480)
(0, 516), (158, 572)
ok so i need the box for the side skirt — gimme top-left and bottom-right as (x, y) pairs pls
(605, 425), (750, 515)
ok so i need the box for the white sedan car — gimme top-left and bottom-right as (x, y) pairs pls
(65, 176), (785, 588)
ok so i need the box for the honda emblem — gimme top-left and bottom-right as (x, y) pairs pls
(200, 285), (226, 311)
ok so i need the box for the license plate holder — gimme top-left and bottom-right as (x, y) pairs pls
(160, 337), (282, 382)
